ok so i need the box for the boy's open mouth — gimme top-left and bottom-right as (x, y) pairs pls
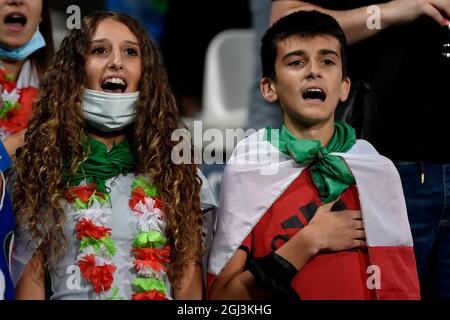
(101, 77), (128, 93)
(302, 87), (326, 102)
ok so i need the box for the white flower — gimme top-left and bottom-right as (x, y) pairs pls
(132, 197), (166, 232)
(2, 87), (20, 104)
(133, 197), (159, 214)
(74, 203), (111, 226)
(136, 266), (166, 280)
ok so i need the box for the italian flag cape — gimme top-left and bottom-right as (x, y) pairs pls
(208, 129), (420, 300)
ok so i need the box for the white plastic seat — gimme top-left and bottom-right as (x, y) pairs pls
(185, 29), (256, 203)
(201, 29), (256, 155)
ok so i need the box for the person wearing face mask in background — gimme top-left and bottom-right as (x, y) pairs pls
(11, 11), (216, 300)
(0, 0), (54, 167)
(0, 0), (53, 301)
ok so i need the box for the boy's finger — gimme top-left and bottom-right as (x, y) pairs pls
(320, 197), (340, 211)
(350, 210), (362, 219)
(353, 230), (366, 240)
(353, 220), (365, 230)
(353, 239), (367, 248)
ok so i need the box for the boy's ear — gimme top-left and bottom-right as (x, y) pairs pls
(339, 76), (351, 102)
(260, 77), (278, 103)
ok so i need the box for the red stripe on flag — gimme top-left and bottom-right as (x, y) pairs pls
(293, 250), (376, 300)
(368, 246), (420, 300)
(206, 272), (218, 300)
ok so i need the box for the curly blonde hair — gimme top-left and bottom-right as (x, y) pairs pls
(13, 11), (203, 287)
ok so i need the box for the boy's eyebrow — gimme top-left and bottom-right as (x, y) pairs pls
(319, 49), (340, 58)
(282, 49), (340, 60)
(282, 50), (307, 60)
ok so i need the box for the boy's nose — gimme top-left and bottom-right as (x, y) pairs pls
(306, 60), (321, 79)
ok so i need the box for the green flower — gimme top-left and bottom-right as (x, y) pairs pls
(80, 236), (116, 256)
(132, 231), (166, 249)
(132, 176), (158, 197)
(132, 278), (166, 294)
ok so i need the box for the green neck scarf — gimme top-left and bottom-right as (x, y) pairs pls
(266, 121), (356, 203)
(70, 136), (137, 193)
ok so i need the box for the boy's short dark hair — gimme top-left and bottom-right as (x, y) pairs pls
(261, 10), (348, 79)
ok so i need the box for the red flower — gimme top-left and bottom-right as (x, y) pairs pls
(91, 264), (116, 294)
(78, 254), (116, 294)
(152, 197), (163, 210)
(129, 188), (164, 214)
(0, 86), (38, 133)
(0, 68), (16, 92)
(76, 218), (111, 240)
(129, 187), (147, 210)
(133, 247), (170, 261)
(78, 254), (96, 280)
(132, 247), (170, 273)
(65, 183), (96, 203)
(132, 290), (167, 300)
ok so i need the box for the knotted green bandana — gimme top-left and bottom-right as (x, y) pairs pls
(265, 121), (356, 203)
(70, 136), (137, 193)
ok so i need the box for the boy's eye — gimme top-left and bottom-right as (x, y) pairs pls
(288, 60), (304, 67)
(91, 47), (106, 55)
(126, 48), (138, 56)
(322, 59), (335, 65)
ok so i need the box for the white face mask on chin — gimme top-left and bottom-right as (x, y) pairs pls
(82, 89), (140, 132)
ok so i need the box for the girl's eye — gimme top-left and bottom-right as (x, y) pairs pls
(126, 48), (138, 56)
(92, 47), (106, 55)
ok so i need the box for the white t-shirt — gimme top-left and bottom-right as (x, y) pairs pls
(12, 171), (217, 300)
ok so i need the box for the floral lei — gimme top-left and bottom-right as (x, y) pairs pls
(64, 175), (171, 300)
(0, 61), (21, 121)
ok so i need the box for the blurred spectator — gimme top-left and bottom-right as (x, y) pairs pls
(1, 0), (54, 300)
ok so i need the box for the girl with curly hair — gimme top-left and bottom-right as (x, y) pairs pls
(11, 11), (216, 300)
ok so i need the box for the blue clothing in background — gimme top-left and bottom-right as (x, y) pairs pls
(0, 187), (15, 300)
(106, 0), (168, 46)
(395, 162), (450, 299)
(0, 141), (12, 172)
